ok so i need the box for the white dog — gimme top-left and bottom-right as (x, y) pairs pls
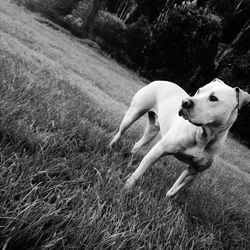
(109, 79), (250, 197)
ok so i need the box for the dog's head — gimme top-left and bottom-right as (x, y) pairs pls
(179, 78), (250, 128)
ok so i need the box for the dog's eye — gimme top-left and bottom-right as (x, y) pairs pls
(196, 89), (200, 95)
(209, 95), (218, 102)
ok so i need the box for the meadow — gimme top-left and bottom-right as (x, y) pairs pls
(0, 0), (250, 249)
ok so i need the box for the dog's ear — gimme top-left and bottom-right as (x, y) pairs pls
(212, 78), (225, 85)
(235, 87), (250, 110)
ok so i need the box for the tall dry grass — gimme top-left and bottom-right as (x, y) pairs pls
(0, 0), (249, 249)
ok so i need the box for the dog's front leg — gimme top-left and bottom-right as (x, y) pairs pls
(166, 166), (197, 197)
(123, 140), (166, 190)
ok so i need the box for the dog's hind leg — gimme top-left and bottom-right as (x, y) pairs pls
(109, 106), (146, 148)
(127, 111), (159, 167)
(131, 111), (159, 154)
(109, 85), (156, 148)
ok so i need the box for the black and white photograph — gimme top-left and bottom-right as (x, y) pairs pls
(0, 0), (250, 249)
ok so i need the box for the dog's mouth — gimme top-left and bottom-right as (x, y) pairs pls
(179, 109), (183, 117)
(179, 108), (203, 127)
(178, 108), (187, 120)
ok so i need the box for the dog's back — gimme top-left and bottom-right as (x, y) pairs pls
(132, 81), (187, 106)
(131, 81), (189, 135)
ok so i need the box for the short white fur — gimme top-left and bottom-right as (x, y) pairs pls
(109, 79), (250, 197)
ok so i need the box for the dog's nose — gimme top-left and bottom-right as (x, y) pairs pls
(182, 99), (194, 109)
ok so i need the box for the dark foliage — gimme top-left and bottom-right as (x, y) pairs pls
(125, 16), (149, 68)
(92, 11), (127, 52)
(126, 0), (166, 23)
(142, 4), (222, 90)
(218, 49), (250, 145)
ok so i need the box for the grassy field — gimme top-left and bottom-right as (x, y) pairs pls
(0, 0), (250, 249)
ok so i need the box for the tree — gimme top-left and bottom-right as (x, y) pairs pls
(126, 0), (167, 23)
(54, 0), (83, 16)
(214, 20), (250, 70)
(143, 2), (222, 89)
(213, 0), (250, 70)
(105, 0), (124, 13)
(84, 0), (108, 34)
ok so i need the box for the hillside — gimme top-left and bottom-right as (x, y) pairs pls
(0, 0), (249, 249)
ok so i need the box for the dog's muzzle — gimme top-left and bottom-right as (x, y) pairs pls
(179, 98), (203, 126)
(182, 98), (194, 109)
(179, 98), (194, 118)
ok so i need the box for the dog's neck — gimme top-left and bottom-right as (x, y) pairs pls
(194, 124), (230, 151)
(195, 108), (238, 149)
(204, 125), (228, 142)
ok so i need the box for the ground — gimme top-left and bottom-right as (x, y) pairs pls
(0, 0), (249, 249)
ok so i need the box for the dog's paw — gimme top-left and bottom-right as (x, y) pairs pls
(108, 141), (114, 149)
(121, 185), (132, 196)
(108, 140), (117, 151)
(121, 179), (134, 193)
(166, 190), (176, 198)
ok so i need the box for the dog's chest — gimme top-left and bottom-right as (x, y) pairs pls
(174, 146), (211, 166)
